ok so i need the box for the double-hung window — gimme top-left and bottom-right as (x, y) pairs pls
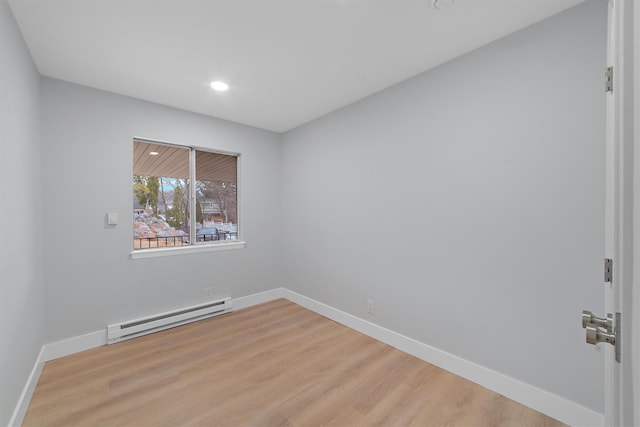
(132, 138), (240, 254)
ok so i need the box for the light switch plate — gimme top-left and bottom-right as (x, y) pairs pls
(107, 211), (118, 225)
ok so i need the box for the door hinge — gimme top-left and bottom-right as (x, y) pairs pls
(605, 66), (613, 92)
(604, 258), (613, 282)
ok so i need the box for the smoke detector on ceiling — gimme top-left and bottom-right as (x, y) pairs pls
(432, 0), (454, 10)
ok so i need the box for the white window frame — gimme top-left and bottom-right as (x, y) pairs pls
(130, 137), (245, 260)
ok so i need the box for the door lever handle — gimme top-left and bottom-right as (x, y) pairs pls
(581, 310), (613, 332)
(581, 310), (620, 362)
(585, 322), (616, 345)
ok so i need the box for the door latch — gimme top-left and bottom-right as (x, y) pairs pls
(581, 310), (620, 362)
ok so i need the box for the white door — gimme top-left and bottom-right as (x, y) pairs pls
(599, 0), (634, 425)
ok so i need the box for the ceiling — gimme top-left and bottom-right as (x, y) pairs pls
(8, 0), (584, 133)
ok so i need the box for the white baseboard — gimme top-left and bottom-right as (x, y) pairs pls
(43, 330), (107, 362)
(14, 287), (603, 427)
(280, 289), (604, 427)
(232, 287), (286, 310)
(8, 347), (45, 427)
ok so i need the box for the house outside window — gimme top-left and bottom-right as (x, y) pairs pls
(133, 139), (239, 251)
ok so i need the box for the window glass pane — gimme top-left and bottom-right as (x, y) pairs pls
(133, 140), (190, 249)
(195, 150), (238, 242)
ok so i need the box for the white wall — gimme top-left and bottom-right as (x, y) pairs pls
(281, 0), (607, 412)
(0, 0), (44, 424)
(40, 78), (282, 343)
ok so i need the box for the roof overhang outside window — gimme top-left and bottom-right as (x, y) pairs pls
(133, 139), (236, 183)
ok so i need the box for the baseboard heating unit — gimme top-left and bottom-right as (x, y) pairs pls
(107, 297), (233, 344)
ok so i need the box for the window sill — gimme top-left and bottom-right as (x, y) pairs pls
(130, 240), (246, 260)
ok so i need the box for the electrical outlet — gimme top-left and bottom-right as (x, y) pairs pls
(205, 287), (213, 298)
(367, 299), (375, 314)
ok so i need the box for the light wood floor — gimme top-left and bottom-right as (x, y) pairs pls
(23, 299), (564, 426)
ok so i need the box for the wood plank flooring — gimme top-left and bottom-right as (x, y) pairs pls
(23, 299), (564, 426)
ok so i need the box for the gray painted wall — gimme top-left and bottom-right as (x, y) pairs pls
(3, 0), (617, 420)
(0, 0), (44, 424)
(281, 1), (607, 412)
(40, 78), (282, 343)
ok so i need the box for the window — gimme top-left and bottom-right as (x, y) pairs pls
(133, 139), (239, 251)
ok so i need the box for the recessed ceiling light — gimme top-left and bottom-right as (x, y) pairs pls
(210, 81), (229, 92)
(432, 0), (454, 9)
(149, 151), (159, 156)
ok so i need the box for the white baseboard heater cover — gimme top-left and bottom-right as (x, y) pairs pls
(107, 298), (232, 344)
